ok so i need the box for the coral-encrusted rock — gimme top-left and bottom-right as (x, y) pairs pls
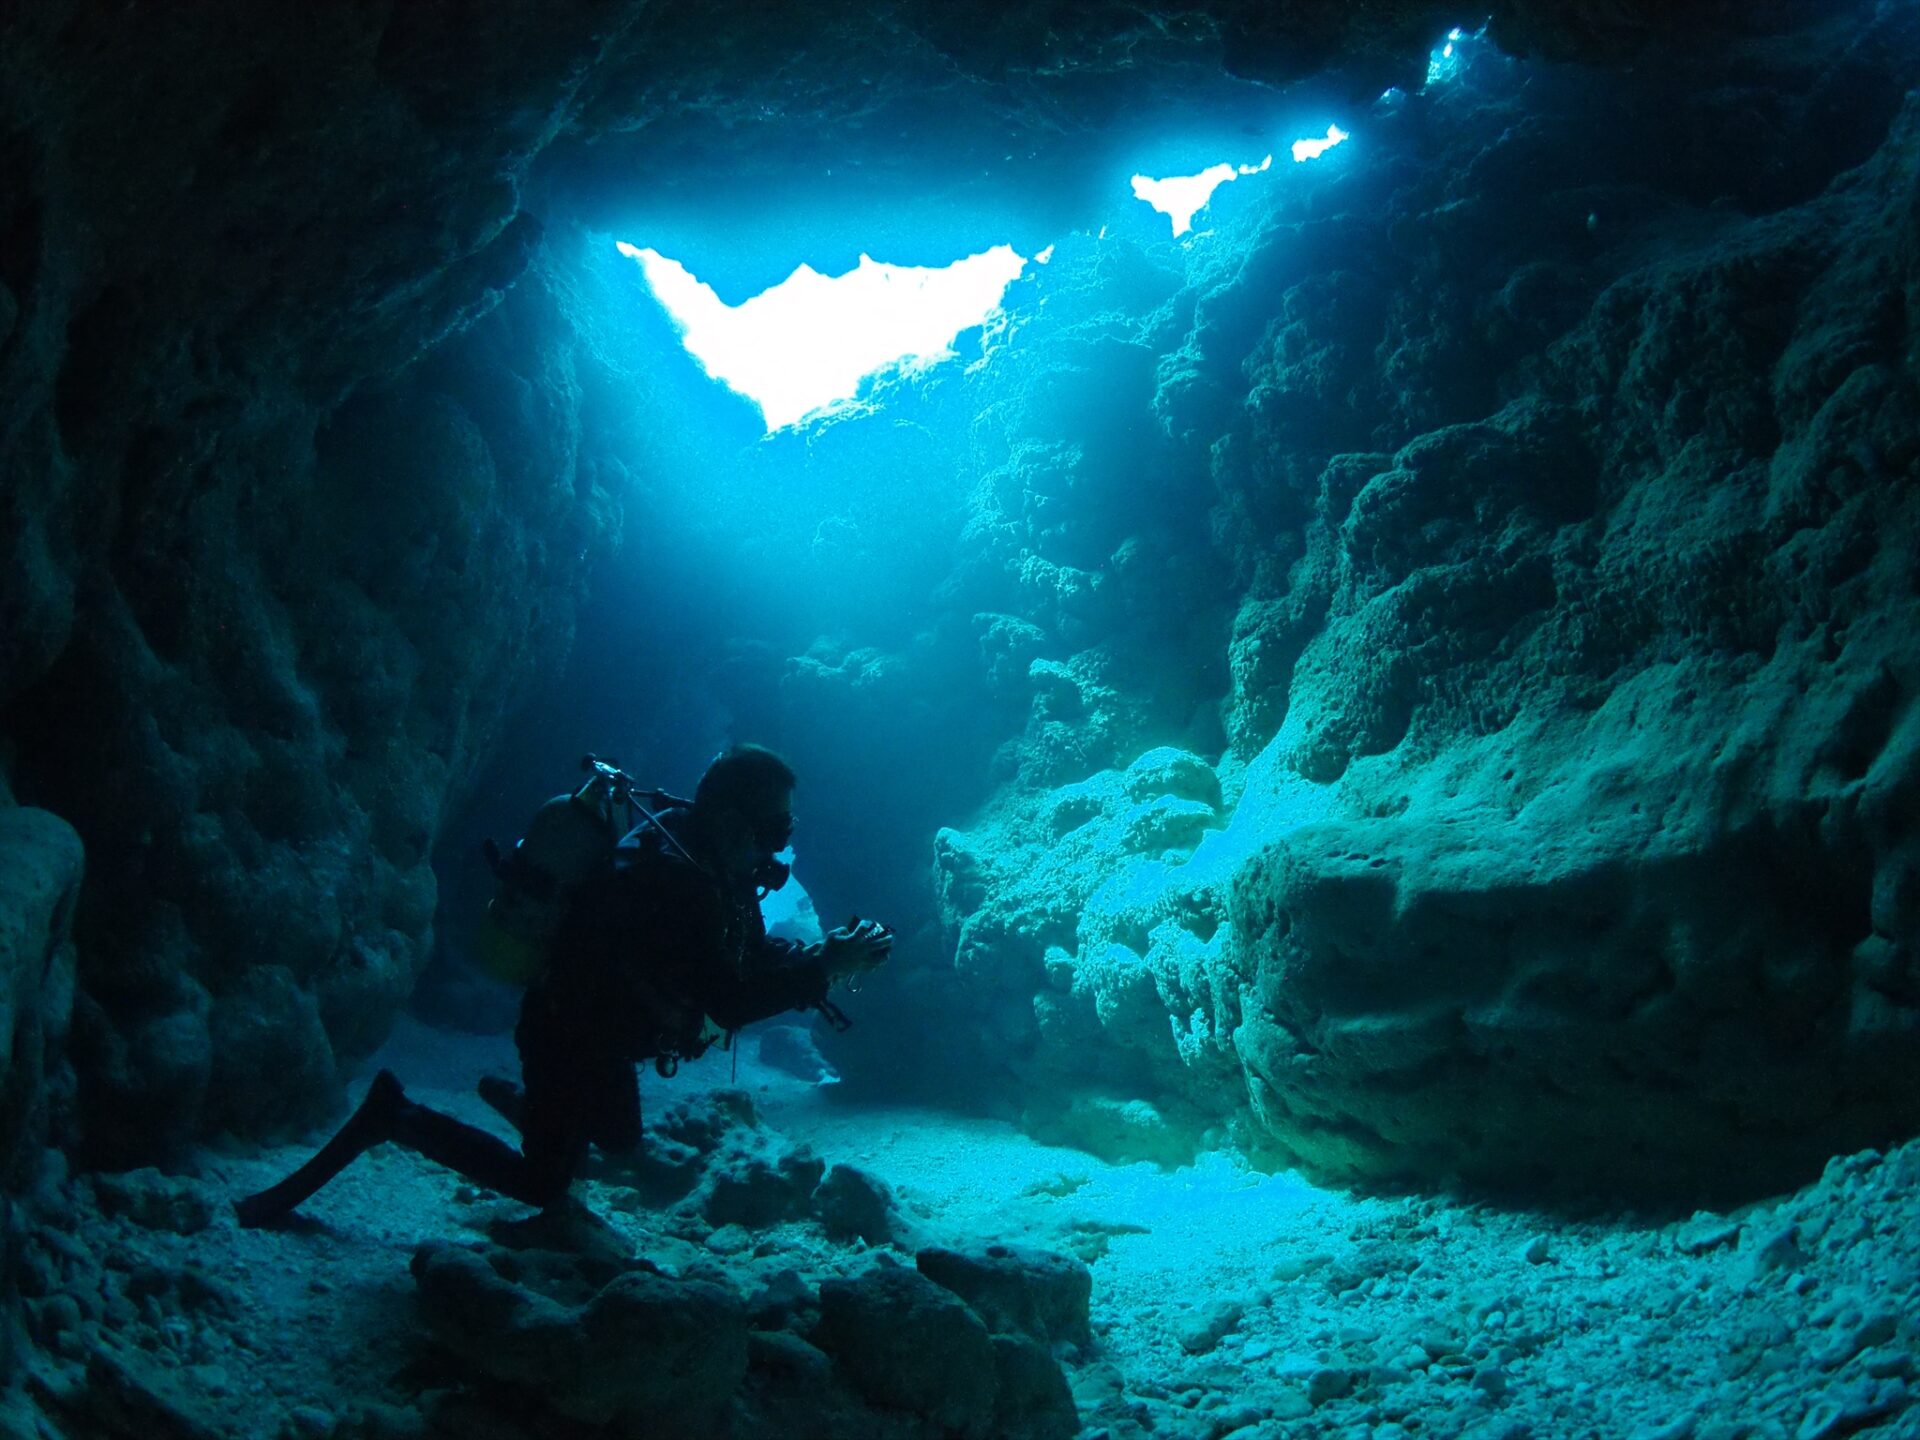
(1230, 639), (1920, 1202)
(654, 1090), (826, 1229)
(205, 968), (338, 1139)
(815, 1262), (999, 1437)
(0, 806), (81, 1384)
(916, 1243), (1093, 1349)
(411, 1241), (748, 1435)
(1213, 96), (1920, 1203)
(410, 1244), (576, 1388)
(934, 746), (1241, 1164)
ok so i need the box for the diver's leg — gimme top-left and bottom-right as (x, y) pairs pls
(588, 1059), (641, 1160)
(386, 1095), (572, 1209)
(236, 1069), (573, 1222)
(477, 1074), (527, 1133)
(234, 1070), (404, 1227)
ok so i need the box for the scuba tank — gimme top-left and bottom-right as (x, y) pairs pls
(474, 756), (691, 985)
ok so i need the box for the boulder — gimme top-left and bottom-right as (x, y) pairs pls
(411, 1241), (749, 1436)
(990, 1332), (1080, 1440)
(814, 1262), (998, 1437)
(916, 1243), (1093, 1349)
(814, 1164), (907, 1246)
(698, 1144), (827, 1229)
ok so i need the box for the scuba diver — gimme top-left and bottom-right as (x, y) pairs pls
(235, 744), (893, 1225)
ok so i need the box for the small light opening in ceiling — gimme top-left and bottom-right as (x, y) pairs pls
(1132, 124), (1349, 237)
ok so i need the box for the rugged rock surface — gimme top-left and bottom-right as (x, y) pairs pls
(1, 0), (1891, 1179)
(916, 1240), (1094, 1350)
(5, 0), (1918, 1433)
(0, 2), (645, 1167)
(929, 8), (1920, 1202)
(412, 1240), (750, 1435)
(0, 808), (82, 1190)
(0, 806), (82, 1382)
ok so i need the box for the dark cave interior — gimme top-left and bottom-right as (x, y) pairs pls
(3, 2), (1920, 1436)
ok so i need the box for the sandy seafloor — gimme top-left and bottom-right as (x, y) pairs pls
(25, 1014), (1920, 1440)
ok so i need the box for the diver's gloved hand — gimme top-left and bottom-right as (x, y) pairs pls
(823, 918), (893, 979)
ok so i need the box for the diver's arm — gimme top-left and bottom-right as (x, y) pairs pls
(700, 923), (892, 1029)
(697, 951), (832, 1030)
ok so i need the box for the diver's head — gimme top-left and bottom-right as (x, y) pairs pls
(693, 744), (796, 877)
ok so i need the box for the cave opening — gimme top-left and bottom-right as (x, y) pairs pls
(3, 2), (1920, 1436)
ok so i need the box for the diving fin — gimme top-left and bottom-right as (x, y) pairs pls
(233, 1069), (405, 1227)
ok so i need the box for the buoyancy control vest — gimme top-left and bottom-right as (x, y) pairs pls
(474, 756), (693, 986)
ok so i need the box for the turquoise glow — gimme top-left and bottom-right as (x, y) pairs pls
(1426, 25), (1476, 86)
(619, 241), (1030, 431)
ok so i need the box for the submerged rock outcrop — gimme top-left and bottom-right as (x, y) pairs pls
(930, 9), (1920, 1204)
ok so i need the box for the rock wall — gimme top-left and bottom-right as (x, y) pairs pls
(0, 805), (82, 1379)
(0, 2), (640, 1164)
(1222, 94), (1920, 1200)
(933, 9), (1920, 1204)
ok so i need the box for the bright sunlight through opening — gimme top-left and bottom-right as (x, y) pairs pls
(619, 242), (1029, 431)
(1290, 125), (1349, 163)
(1133, 125), (1349, 238)
(1131, 156), (1272, 237)
(1427, 26), (1483, 87)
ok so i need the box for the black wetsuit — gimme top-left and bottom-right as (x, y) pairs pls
(394, 812), (832, 1207)
(510, 813), (830, 1197)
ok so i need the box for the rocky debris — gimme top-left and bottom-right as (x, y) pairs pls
(811, 1256), (1083, 1440)
(1674, 1214), (1744, 1257)
(699, 1143), (827, 1229)
(747, 1267), (820, 1332)
(917, 1242), (1094, 1350)
(411, 1239), (750, 1435)
(989, 1331), (1082, 1440)
(88, 1169), (214, 1236)
(485, 1197), (635, 1272)
(1074, 1139), (1920, 1440)
(815, 1260), (1001, 1435)
(814, 1163), (909, 1246)
(597, 1087), (828, 1230)
(1175, 1298), (1245, 1355)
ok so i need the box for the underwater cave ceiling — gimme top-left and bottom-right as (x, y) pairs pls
(0, 0), (1917, 1219)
